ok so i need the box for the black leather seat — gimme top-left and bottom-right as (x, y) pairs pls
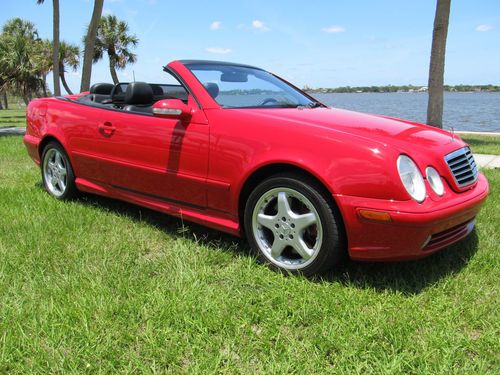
(90, 82), (114, 95)
(204, 82), (219, 99)
(122, 82), (154, 113)
(89, 82), (114, 103)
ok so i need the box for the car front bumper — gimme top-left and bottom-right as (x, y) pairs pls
(335, 173), (489, 261)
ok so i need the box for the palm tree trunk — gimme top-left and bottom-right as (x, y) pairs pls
(2, 91), (7, 109)
(80, 0), (104, 92)
(42, 74), (48, 97)
(0, 93), (3, 110)
(22, 85), (30, 105)
(52, 0), (61, 96)
(60, 69), (73, 95)
(427, 0), (451, 128)
(108, 55), (119, 84)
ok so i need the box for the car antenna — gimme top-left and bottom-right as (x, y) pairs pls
(132, 70), (136, 82)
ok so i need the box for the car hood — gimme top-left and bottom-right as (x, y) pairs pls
(246, 107), (463, 153)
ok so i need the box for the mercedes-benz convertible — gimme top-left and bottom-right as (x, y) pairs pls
(23, 60), (489, 275)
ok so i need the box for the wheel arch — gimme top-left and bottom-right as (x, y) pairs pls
(237, 163), (345, 237)
(38, 135), (65, 159)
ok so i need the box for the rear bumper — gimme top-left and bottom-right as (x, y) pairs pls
(336, 173), (489, 261)
(23, 134), (41, 165)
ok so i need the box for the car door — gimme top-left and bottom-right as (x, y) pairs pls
(69, 95), (209, 208)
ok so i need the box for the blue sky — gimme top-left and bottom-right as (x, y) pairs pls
(2, 0), (499, 93)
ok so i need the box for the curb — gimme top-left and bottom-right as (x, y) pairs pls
(0, 127), (25, 136)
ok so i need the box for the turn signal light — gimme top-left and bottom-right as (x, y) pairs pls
(358, 209), (392, 222)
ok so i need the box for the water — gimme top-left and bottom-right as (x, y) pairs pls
(311, 92), (500, 133)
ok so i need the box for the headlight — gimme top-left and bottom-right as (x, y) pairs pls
(426, 166), (444, 196)
(397, 155), (426, 202)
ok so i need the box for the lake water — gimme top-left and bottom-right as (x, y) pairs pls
(311, 92), (500, 132)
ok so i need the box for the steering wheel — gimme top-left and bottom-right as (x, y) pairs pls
(260, 97), (279, 106)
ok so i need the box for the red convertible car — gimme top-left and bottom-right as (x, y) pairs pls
(24, 60), (489, 275)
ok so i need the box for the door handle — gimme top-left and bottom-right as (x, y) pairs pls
(98, 122), (116, 136)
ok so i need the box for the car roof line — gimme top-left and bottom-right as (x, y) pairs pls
(176, 59), (264, 70)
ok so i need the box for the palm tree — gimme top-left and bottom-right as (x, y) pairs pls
(36, 0), (60, 96)
(427, 0), (451, 128)
(93, 15), (138, 84)
(58, 42), (80, 95)
(38, 40), (80, 95)
(80, 0), (104, 92)
(0, 18), (45, 104)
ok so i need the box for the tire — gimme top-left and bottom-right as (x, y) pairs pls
(244, 174), (345, 276)
(41, 141), (77, 200)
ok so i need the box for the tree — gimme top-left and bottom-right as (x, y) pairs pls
(427, 0), (451, 128)
(80, 0), (104, 92)
(0, 18), (45, 104)
(93, 15), (138, 84)
(58, 41), (80, 95)
(38, 40), (80, 95)
(36, 0), (60, 96)
(35, 39), (53, 97)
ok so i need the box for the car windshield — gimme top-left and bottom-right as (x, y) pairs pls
(185, 63), (320, 108)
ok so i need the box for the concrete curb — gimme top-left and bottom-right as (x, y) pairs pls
(0, 127), (26, 136)
(474, 154), (500, 169)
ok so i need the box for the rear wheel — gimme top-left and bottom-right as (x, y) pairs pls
(41, 142), (77, 200)
(244, 174), (345, 276)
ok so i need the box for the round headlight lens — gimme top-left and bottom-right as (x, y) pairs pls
(397, 155), (426, 203)
(426, 166), (444, 196)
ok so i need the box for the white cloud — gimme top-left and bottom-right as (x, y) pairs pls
(210, 21), (221, 30)
(206, 47), (232, 54)
(475, 24), (493, 32)
(252, 20), (270, 32)
(322, 25), (346, 33)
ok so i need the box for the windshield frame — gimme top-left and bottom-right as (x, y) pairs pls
(183, 62), (325, 110)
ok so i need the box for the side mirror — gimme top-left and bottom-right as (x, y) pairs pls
(152, 99), (192, 122)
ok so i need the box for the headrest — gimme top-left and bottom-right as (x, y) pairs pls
(204, 82), (219, 99)
(90, 83), (114, 95)
(124, 82), (154, 105)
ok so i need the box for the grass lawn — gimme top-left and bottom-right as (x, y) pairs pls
(0, 136), (499, 373)
(461, 134), (500, 156)
(0, 108), (26, 128)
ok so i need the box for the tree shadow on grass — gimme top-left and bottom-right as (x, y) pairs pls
(75, 193), (250, 254)
(59, 190), (479, 295)
(320, 231), (479, 295)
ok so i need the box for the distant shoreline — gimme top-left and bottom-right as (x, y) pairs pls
(305, 85), (500, 94)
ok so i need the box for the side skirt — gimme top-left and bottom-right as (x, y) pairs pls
(75, 177), (241, 236)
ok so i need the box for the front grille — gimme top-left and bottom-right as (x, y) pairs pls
(423, 219), (475, 252)
(444, 147), (478, 188)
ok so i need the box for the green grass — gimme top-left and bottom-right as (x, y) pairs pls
(0, 108), (26, 128)
(461, 134), (500, 155)
(0, 136), (499, 373)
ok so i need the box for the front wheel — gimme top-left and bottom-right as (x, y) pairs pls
(244, 174), (345, 276)
(41, 142), (77, 200)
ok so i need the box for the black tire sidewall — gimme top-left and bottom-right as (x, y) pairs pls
(244, 175), (345, 276)
(41, 142), (77, 200)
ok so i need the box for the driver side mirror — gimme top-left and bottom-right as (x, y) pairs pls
(152, 99), (192, 122)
